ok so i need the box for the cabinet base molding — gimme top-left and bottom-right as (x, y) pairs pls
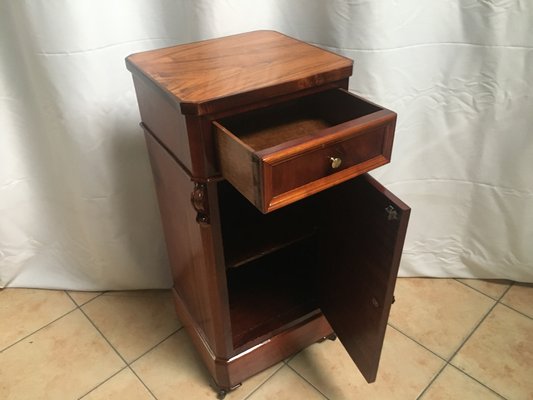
(172, 288), (333, 390)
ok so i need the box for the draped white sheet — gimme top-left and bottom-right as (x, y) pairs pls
(1, 0), (532, 289)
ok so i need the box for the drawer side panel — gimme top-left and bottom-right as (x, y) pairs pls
(215, 123), (262, 209)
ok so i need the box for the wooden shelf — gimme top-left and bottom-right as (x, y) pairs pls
(217, 181), (317, 269)
(225, 230), (316, 269)
(227, 237), (319, 350)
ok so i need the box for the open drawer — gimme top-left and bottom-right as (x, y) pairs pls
(214, 88), (397, 213)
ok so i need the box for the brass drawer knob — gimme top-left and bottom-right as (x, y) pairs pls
(329, 157), (342, 169)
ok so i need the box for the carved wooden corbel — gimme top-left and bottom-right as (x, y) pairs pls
(191, 181), (209, 226)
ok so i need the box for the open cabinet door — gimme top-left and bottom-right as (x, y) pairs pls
(318, 174), (410, 382)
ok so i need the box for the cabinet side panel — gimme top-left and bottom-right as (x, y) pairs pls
(144, 132), (231, 357)
(132, 75), (193, 171)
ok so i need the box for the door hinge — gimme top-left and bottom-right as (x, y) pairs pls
(385, 205), (398, 221)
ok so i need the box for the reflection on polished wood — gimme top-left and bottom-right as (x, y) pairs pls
(127, 31), (353, 115)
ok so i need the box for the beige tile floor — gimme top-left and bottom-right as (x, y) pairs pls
(0, 278), (531, 400)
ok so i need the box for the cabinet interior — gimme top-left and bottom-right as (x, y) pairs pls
(218, 181), (321, 350)
(217, 89), (382, 151)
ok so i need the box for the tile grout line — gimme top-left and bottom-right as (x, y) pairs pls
(242, 363), (331, 400)
(75, 365), (130, 399)
(497, 301), (533, 320)
(446, 364), (508, 400)
(392, 322), (506, 400)
(75, 302), (161, 400)
(1, 290), (160, 399)
(6, 285), (522, 399)
(496, 281), (533, 320)
(417, 294), (500, 400)
(0, 305), (79, 354)
(415, 360), (448, 400)
(76, 364), (159, 400)
(71, 297), (128, 362)
(128, 325), (184, 365)
(68, 290), (107, 307)
(286, 363), (332, 400)
(497, 282), (514, 301)
(65, 289), (183, 360)
(68, 290), (184, 400)
(127, 365), (159, 400)
(386, 324), (448, 363)
(417, 288), (510, 400)
(283, 348), (303, 365)
(241, 362), (286, 400)
(453, 278), (511, 301)
(386, 323), (450, 400)
(448, 283), (513, 363)
(419, 362), (507, 400)
(391, 281), (512, 365)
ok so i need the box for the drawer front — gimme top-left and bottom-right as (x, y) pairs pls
(214, 89), (397, 213)
(268, 127), (386, 198)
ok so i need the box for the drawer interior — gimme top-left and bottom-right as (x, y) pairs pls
(217, 89), (382, 151)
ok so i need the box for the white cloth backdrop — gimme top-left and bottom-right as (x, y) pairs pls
(1, 0), (532, 290)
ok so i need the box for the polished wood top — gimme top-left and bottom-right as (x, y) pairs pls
(126, 31), (353, 115)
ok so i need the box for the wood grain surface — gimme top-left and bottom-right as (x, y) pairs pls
(126, 30), (353, 115)
(318, 174), (411, 383)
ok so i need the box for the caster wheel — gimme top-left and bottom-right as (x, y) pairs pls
(217, 389), (227, 399)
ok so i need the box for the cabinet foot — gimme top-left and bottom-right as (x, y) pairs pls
(317, 333), (337, 343)
(214, 383), (242, 399)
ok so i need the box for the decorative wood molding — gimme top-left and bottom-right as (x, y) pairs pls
(191, 181), (209, 225)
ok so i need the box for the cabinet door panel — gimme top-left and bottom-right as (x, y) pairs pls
(318, 174), (410, 382)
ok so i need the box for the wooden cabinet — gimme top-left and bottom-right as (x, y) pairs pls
(126, 30), (410, 397)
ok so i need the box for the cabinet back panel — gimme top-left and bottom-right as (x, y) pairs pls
(227, 237), (319, 350)
(217, 181), (317, 268)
